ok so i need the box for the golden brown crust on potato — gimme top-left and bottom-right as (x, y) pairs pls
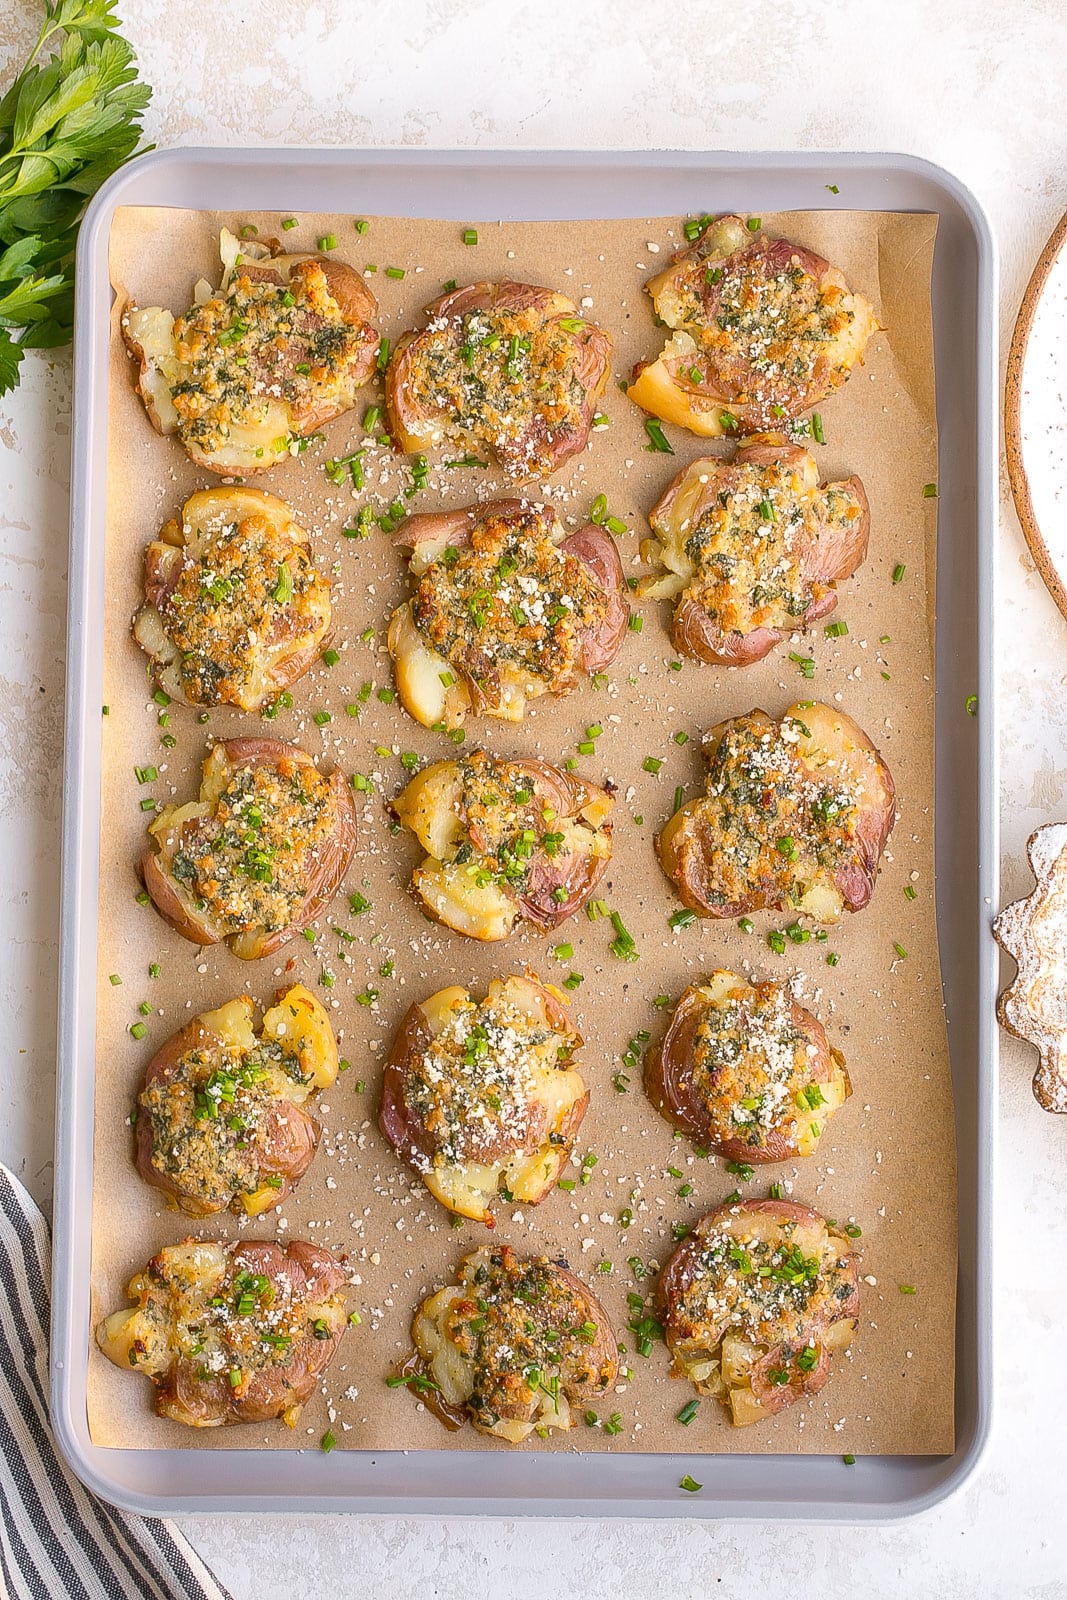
(379, 972), (589, 1223)
(627, 215), (879, 438)
(640, 435), (869, 666)
(121, 227), (379, 475)
(96, 1238), (349, 1427)
(133, 487), (332, 711)
(656, 702), (895, 924)
(385, 280), (611, 481)
(390, 749), (614, 940)
(140, 739), (358, 958)
(387, 499), (629, 728)
(135, 985), (339, 1216)
(644, 972), (850, 1161)
(659, 1200), (859, 1426)
(404, 1244), (618, 1440)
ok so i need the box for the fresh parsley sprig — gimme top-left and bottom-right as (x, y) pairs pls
(0, 0), (151, 393)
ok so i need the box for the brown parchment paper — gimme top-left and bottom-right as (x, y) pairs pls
(88, 203), (954, 1458)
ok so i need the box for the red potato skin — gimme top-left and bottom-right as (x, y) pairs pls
(397, 503), (629, 686)
(151, 1239), (348, 1426)
(387, 282), (611, 480)
(659, 1200), (859, 1417)
(407, 1248), (619, 1433)
(379, 984), (589, 1210)
(140, 513), (334, 707)
(653, 441), (870, 668)
(124, 246), (379, 469)
(662, 709), (895, 919)
(644, 984), (839, 1161)
(134, 1011), (321, 1215)
(465, 756), (614, 931)
(140, 739), (358, 957)
(228, 249), (380, 430)
(647, 233), (843, 430)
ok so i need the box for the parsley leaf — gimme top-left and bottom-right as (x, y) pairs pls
(0, 1), (151, 393)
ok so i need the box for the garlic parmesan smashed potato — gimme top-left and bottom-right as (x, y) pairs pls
(628, 214), (879, 437)
(660, 1200), (859, 1427)
(658, 702), (895, 924)
(133, 487), (332, 711)
(645, 972), (850, 1162)
(380, 973), (588, 1223)
(386, 279), (612, 481)
(388, 499), (629, 728)
(97, 1238), (349, 1428)
(391, 750), (613, 940)
(135, 984), (338, 1216)
(123, 227), (379, 474)
(405, 1245), (618, 1440)
(641, 436), (869, 667)
(141, 738), (357, 959)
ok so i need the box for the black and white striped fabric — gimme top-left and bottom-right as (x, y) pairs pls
(0, 1164), (233, 1600)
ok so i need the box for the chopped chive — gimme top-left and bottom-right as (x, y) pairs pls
(377, 687), (395, 704)
(669, 909), (696, 930)
(826, 951), (840, 967)
(812, 412), (825, 445)
(965, 694), (978, 717)
(281, 217), (298, 230)
(672, 785), (684, 814)
(904, 884), (917, 900)
(680, 1474), (703, 1493)
(899, 1284), (916, 1295)
(676, 1399), (700, 1425)
(385, 265), (405, 279)
(109, 973), (122, 986)
(644, 417), (674, 454)
(892, 563), (906, 584)
(321, 1430), (336, 1453)
(738, 916), (754, 934)
(843, 1453), (856, 1465)
(824, 620), (848, 638)
(318, 233), (337, 251)
(628, 614), (643, 633)
(577, 740), (595, 756)
(313, 710), (331, 727)
(590, 494), (608, 524)
(148, 963), (160, 979)
(767, 930), (786, 955)
(922, 482), (938, 498)
(563, 972), (583, 990)
(893, 942), (908, 960)
(553, 942), (574, 960)
(642, 756), (663, 774)
(129, 1022), (147, 1040)
(272, 562), (293, 604)
(462, 228), (478, 246)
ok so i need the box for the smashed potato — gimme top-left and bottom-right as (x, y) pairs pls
(135, 984), (338, 1216)
(123, 227), (379, 474)
(141, 738), (357, 958)
(628, 215), (879, 437)
(660, 1200), (859, 1426)
(657, 702), (895, 924)
(644, 972), (849, 1161)
(391, 750), (613, 940)
(386, 280), (612, 480)
(133, 486), (332, 711)
(640, 436), (869, 666)
(380, 972), (588, 1223)
(387, 500), (629, 728)
(404, 1245), (618, 1440)
(97, 1238), (348, 1427)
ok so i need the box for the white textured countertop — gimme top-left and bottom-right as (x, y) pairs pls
(1, 0), (1064, 1592)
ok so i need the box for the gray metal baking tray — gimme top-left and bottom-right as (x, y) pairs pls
(51, 147), (997, 1520)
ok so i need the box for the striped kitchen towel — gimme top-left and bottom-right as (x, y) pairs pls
(0, 1163), (233, 1600)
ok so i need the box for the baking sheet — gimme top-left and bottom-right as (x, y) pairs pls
(88, 202), (953, 1457)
